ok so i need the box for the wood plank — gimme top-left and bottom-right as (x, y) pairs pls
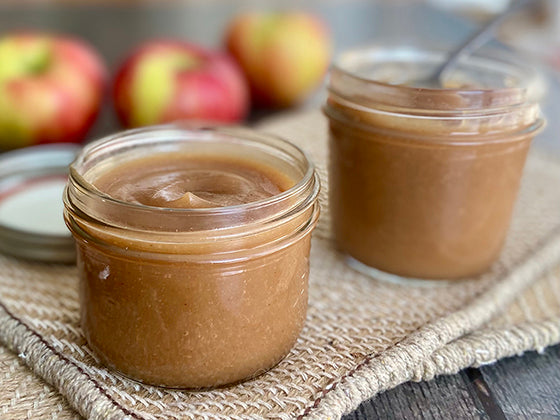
(343, 344), (560, 420)
(343, 370), (490, 420)
(480, 344), (560, 419)
(464, 368), (507, 420)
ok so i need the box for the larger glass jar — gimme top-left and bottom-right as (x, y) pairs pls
(324, 45), (545, 281)
(63, 125), (320, 388)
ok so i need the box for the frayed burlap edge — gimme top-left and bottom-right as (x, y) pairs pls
(301, 226), (560, 420)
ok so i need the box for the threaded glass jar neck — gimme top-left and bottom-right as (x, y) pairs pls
(330, 44), (544, 112)
(325, 45), (545, 142)
(64, 125), (320, 247)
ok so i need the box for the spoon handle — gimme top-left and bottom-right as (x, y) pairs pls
(434, 0), (535, 83)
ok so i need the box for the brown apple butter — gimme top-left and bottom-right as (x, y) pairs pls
(325, 46), (545, 281)
(64, 125), (320, 388)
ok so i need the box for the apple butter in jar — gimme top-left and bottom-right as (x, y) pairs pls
(63, 125), (320, 388)
(324, 45), (545, 281)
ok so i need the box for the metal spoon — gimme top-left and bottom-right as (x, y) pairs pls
(422, 0), (535, 88)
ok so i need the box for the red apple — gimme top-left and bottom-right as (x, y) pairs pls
(225, 12), (332, 108)
(0, 32), (106, 150)
(113, 40), (249, 128)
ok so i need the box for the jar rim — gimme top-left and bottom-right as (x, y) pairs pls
(69, 123), (317, 217)
(330, 44), (544, 112)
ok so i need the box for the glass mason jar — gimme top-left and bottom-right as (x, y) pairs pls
(63, 125), (320, 388)
(324, 45), (545, 282)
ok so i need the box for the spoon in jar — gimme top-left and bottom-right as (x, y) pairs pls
(420, 0), (536, 88)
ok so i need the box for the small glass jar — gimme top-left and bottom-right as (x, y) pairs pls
(63, 125), (320, 388)
(324, 45), (545, 282)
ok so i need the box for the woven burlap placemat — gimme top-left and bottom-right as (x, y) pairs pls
(1, 110), (560, 420)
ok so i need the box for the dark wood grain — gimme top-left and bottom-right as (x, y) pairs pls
(342, 370), (490, 420)
(465, 368), (507, 420)
(343, 345), (560, 420)
(480, 345), (560, 420)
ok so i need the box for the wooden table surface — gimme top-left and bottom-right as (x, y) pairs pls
(344, 345), (560, 420)
(1, 1), (559, 419)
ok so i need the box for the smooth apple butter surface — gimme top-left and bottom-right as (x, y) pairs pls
(325, 46), (544, 280)
(64, 126), (320, 388)
(93, 154), (290, 208)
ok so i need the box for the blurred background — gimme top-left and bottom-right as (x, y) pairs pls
(1, 0), (559, 147)
(2, 0), (558, 64)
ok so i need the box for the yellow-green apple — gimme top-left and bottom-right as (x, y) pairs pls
(113, 41), (249, 127)
(0, 33), (106, 150)
(225, 12), (331, 108)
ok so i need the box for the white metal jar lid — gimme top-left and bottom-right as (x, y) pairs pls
(0, 144), (79, 263)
